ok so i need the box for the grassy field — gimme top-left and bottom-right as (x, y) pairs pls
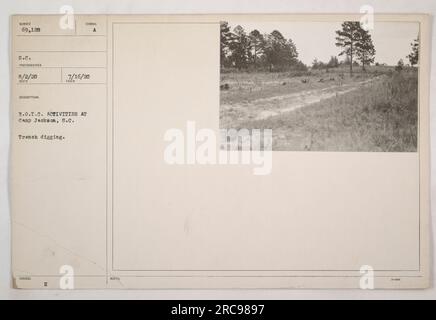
(220, 66), (418, 152)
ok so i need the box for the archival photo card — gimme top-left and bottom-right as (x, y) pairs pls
(10, 14), (430, 289)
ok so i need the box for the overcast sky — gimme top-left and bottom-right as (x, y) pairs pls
(227, 21), (419, 66)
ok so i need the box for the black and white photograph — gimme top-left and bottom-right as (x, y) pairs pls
(220, 21), (420, 152)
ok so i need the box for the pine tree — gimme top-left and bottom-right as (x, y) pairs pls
(249, 29), (265, 66)
(220, 21), (233, 68)
(264, 30), (298, 71)
(407, 35), (419, 66)
(356, 29), (375, 71)
(229, 25), (251, 70)
(335, 22), (363, 75)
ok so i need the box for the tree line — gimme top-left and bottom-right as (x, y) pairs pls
(220, 22), (306, 72)
(221, 21), (419, 74)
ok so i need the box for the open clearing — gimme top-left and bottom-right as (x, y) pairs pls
(220, 67), (418, 152)
(221, 75), (385, 124)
